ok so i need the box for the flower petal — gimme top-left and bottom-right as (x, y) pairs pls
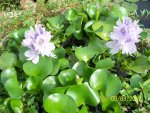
(32, 55), (39, 64)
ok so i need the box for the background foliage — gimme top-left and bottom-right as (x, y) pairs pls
(0, 0), (150, 113)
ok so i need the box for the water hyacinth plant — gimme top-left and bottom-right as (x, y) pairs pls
(0, 0), (150, 113)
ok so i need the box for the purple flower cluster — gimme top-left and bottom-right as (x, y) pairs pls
(106, 17), (142, 55)
(22, 24), (55, 64)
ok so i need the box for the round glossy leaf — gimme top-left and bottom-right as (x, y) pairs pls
(77, 11), (88, 22)
(90, 69), (109, 90)
(49, 87), (69, 94)
(92, 20), (115, 41)
(42, 76), (60, 93)
(26, 76), (42, 92)
(72, 61), (95, 81)
(72, 61), (86, 77)
(1, 68), (17, 85)
(10, 99), (23, 113)
(65, 9), (77, 21)
(8, 28), (25, 43)
(105, 74), (122, 98)
(88, 37), (108, 54)
(110, 6), (128, 18)
(130, 74), (143, 88)
(66, 82), (100, 107)
(96, 58), (115, 69)
(58, 69), (77, 86)
(50, 58), (59, 75)
(0, 52), (17, 70)
(75, 46), (95, 62)
(23, 56), (53, 78)
(84, 20), (95, 33)
(74, 29), (83, 40)
(53, 48), (66, 59)
(129, 56), (150, 73)
(59, 58), (70, 70)
(43, 93), (76, 113)
(90, 69), (122, 98)
(86, 5), (96, 19)
(4, 78), (23, 98)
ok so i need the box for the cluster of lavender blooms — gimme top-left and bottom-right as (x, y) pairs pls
(22, 24), (55, 64)
(106, 17), (142, 55)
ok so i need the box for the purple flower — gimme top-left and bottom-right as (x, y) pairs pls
(106, 17), (142, 55)
(22, 24), (55, 64)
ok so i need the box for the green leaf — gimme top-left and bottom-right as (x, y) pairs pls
(110, 6), (128, 18)
(65, 25), (76, 36)
(129, 56), (150, 73)
(26, 76), (42, 92)
(90, 69), (109, 91)
(8, 28), (25, 43)
(47, 15), (65, 31)
(74, 28), (83, 40)
(102, 99), (123, 113)
(79, 105), (89, 113)
(90, 69), (122, 98)
(43, 93), (76, 113)
(72, 61), (86, 77)
(84, 20), (95, 33)
(140, 31), (148, 39)
(42, 76), (60, 93)
(28, 107), (38, 113)
(18, 46), (28, 63)
(50, 58), (59, 75)
(53, 48), (66, 59)
(10, 99), (23, 113)
(6, 39), (18, 49)
(65, 9), (77, 21)
(86, 3), (102, 20)
(66, 82), (100, 107)
(77, 11), (88, 22)
(49, 87), (68, 94)
(75, 46), (95, 62)
(105, 74), (122, 98)
(72, 61), (95, 81)
(130, 74), (143, 88)
(96, 58), (115, 69)
(4, 78), (23, 98)
(88, 37), (108, 54)
(92, 20), (115, 41)
(122, 2), (138, 13)
(23, 56), (53, 78)
(58, 69), (77, 86)
(0, 52), (17, 70)
(126, 0), (139, 3)
(86, 4), (97, 19)
(59, 58), (70, 70)
(72, 17), (83, 40)
(143, 79), (150, 87)
(1, 68), (17, 85)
